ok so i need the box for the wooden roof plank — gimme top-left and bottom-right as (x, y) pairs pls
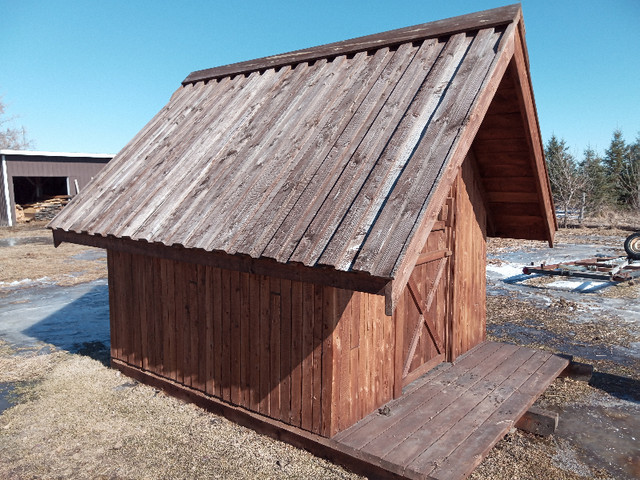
(353, 27), (505, 277)
(184, 56), (359, 252)
(74, 81), (220, 236)
(198, 54), (372, 254)
(259, 42), (421, 263)
(183, 5), (521, 85)
(315, 33), (472, 271)
(229, 47), (396, 258)
(53, 82), (204, 232)
(160, 59), (342, 248)
(114, 72), (272, 240)
(290, 36), (449, 268)
(130, 66), (302, 244)
(385, 22), (517, 310)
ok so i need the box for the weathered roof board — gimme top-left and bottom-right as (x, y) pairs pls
(50, 4), (555, 302)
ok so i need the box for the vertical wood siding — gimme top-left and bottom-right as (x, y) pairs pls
(108, 250), (395, 438)
(451, 154), (488, 358)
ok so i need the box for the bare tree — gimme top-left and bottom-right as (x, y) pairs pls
(0, 96), (34, 150)
(620, 135), (640, 211)
(545, 135), (585, 226)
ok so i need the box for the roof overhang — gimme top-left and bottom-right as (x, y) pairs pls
(48, 5), (555, 318)
(51, 228), (391, 296)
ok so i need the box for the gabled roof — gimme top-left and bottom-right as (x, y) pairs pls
(50, 5), (555, 305)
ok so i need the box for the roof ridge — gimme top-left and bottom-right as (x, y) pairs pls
(182, 4), (521, 85)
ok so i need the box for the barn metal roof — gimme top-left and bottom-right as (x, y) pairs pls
(49, 5), (552, 289)
(0, 150), (114, 159)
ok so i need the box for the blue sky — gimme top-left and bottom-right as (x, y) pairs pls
(1, 1), (638, 158)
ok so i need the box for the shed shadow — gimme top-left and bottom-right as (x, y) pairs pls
(21, 283), (111, 365)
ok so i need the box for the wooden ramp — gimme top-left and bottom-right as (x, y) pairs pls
(332, 341), (569, 479)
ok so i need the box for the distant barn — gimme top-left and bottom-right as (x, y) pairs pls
(50, 5), (569, 478)
(0, 150), (112, 226)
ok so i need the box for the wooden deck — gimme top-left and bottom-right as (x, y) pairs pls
(332, 341), (570, 479)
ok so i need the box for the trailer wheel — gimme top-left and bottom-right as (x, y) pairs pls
(624, 232), (640, 260)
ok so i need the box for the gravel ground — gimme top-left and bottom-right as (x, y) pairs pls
(0, 222), (638, 479)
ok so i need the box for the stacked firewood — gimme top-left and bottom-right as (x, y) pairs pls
(17, 195), (71, 222)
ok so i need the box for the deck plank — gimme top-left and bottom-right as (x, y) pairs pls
(332, 342), (569, 480)
(334, 341), (500, 447)
(361, 343), (520, 459)
(408, 350), (550, 475)
(427, 354), (568, 479)
(380, 345), (537, 467)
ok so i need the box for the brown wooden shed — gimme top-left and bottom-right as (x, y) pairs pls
(49, 5), (560, 472)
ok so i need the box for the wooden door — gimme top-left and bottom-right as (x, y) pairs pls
(399, 198), (454, 388)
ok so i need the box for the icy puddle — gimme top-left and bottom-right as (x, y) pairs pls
(554, 400), (640, 479)
(0, 279), (110, 356)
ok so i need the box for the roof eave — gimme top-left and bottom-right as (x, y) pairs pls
(50, 228), (392, 296)
(385, 13), (520, 315)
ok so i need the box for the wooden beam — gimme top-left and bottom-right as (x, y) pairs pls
(511, 25), (557, 245)
(514, 406), (558, 436)
(183, 5), (522, 85)
(415, 249), (451, 266)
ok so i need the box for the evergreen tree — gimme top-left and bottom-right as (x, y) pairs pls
(580, 147), (608, 215)
(603, 129), (629, 205)
(545, 135), (583, 226)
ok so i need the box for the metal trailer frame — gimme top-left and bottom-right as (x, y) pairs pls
(523, 256), (640, 283)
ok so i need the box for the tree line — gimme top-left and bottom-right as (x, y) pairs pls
(545, 129), (640, 225)
(0, 97), (34, 150)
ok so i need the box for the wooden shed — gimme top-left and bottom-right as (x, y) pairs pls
(50, 5), (565, 477)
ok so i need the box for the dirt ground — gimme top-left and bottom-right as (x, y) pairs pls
(0, 222), (639, 479)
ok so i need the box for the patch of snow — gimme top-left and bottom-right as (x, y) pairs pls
(547, 279), (609, 292)
(486, 263), (523, 279)
(0, 277), (51, 288)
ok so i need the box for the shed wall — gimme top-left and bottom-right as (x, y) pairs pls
(107, 249), (395, 437)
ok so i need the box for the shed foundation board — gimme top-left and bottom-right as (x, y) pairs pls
(112, 341), (568, 480)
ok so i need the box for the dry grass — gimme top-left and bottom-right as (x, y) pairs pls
(0, 340), (360, 480)
(487, 294), (639, 380)
(0, 222), (106, 287)
(470, 428), (612, 480)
